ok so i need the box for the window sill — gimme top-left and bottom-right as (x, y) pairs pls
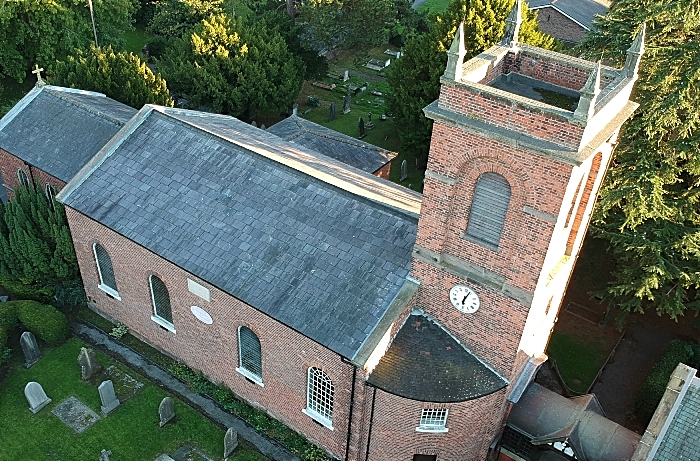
(236, 367), (264, 387)
(460, 232), (501, 253)
(415, 426), (449, 433)
(151, 315), (176, 333)
(302, 408), (334, 430)
(98, 284), (121, 301)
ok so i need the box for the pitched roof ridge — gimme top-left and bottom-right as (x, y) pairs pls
(44, 87), (128, 126)
(292, 115), (390, 154)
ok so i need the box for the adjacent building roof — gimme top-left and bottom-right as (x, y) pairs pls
(529, 0), (609, 30)
(267, 115), (395, 174)
(59, 106), (421, 360)
(367, 314), (508, 402)
(508, 383), (641, 461)
(0, 85), (136, 182)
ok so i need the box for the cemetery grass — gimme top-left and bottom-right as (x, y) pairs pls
(0, 337), (266, 461)
(123, 27), (155, 59)
(329, 45), (401, 77)
(547, 330), (609, 394)
(416, 0), (451, 13)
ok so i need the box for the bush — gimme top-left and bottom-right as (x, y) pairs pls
(0, 302), (18, 334)
(15, 300), (70, 345)
(634, 340), (695, 423)
(0, 278), (54, 304)
(0, 328), (7, 349)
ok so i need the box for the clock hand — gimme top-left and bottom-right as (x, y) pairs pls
(462, 295), (469, 305)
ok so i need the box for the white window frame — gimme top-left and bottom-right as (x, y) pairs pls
(236, 326), (264, 387)
(17, 168), (30, 188)
(45, 183), (56, 211)
(303, 367), (334, 430)
(149, 275), (175, 333)
(415, 408), (449, 433)
(93, 243), (121, 300)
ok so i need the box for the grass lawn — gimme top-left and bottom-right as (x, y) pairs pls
(416, 0), (451, 13)
(123, 27), (155, 60)
(547, 330), (609, 394)
(329, 45), (401, 77)
(0, 337), (267, 461)
(0, 77), (33, 117)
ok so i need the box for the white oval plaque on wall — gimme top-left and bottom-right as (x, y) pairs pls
(190, 306), (213, 324)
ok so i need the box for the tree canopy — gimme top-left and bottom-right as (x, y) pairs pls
(158, 14), (304, 117)
(578, 0), (700, 319)
(387, 0), (556, 162)
(147, 0), (224, 38)
(51, 45), (173, 108)
(0, 0), (137, 82)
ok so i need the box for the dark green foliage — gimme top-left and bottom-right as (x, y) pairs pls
(634, 340), (696, 423)
(0, 185), (79, 289)
(147, 0), (224, 38)
(146, 36), (169, 60)
(0, 277), (55, 304)
(158, 14), (304, 117)
(578, 0), (700, 319)
(15, 300), (71, 345)
(387, 0), (556, 161)
(0, 0), (138, 82)
(51, 45), (174, 109)
(0, 302), (18, 337)
(0, 346), (11, 364)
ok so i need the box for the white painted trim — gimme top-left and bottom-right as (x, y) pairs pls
(151, 315), (176, 333)
(187, 278), (211, 301)
(415, 426), (449, 433)
(302, 408), (334, 430)
(93, 243), (119, 299)
(236, 367), (264, 387)
(97, 284), (121, 301)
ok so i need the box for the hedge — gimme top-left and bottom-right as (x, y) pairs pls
(15, 300), (71, 345)
(634, 340), (696, 423)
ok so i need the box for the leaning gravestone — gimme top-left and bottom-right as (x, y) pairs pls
(159, 396), (175, 427)
(224, 427), (238, 459)
(343, 70), (349, 82)
(78, 347), (102, 381)
(400, 159), (408, 181)
(25, 381), (51, 414)
(20, 331), (41, 368)
(98, 380), (120, 415)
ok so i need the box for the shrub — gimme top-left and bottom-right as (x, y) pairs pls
(0, 302), (18, 334)
(634, 340), (695, 423)
(1, 346), (11, 364)
(0, 278), (54, 304)
(0, 328), (8, 349)
(109, 322), (129, 339)
(16, 300), (70, 345)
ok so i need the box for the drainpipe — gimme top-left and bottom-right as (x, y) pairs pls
(344, 365), (358, 460)
(364, 386), (377, 461)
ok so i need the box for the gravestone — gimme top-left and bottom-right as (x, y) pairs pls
(260, 124), (266, 130)
(78, 347), (102, 381)
(52, 396), (101, 433)
(343, 70), (349, 82)
(159, 396), (175, 427)
(20, 331), (41, 368)
(251, 121), (257, 128)
(25, 381), (51, 414)
(224, 427), (238, 459)
(292, 103), (298, 115)
(98, 380), (120, 415)
(342, 92), (351, 114)
(0, 295), (8, 302)
(366, 112), (374, 130)
(358, 117), (366, 139)
(329, 102), (336, 122)
(400, 160), (408, 181)
(98, 449), (112, 461)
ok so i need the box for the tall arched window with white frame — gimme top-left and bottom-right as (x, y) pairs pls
(93, 243), (119, 299)
(45, 183), (56, 211)
(149, 275), (174, 331)
(17, 168), (30, 188)
(236, 326), (263, 385)
(304, 367), (334, 429)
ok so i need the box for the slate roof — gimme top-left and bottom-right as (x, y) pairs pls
(0, 86), (136, 182)
(651, 377), (700, 461)
(508, 383), (641, 461)
(60, 107), (420, 359)
(367, 314), (507, 402)
(529, 0), (609, 30)
(267, 116), (395, 174)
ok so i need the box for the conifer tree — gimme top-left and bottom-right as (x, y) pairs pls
(578, 0), (700, 319)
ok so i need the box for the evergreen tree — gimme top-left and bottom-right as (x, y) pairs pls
(578, 0), (700, 319)
(387, 0), (555, 162)
(147, 0), (224, 38)
(51, 45), (174, 109)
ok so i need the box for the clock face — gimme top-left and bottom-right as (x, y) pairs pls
(449, 285), (480, 313)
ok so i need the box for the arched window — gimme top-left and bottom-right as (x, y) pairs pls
(237, 326), (262, 384)
(45, 183), (56, 211)
(304, 367), (334, 428)
(93, 243), (119, 299)
(465, 172), (511, 248)
(150, 275), (174, 330)
(17, 168), (30, 188)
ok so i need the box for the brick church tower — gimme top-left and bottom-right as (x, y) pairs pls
(364, 5), (644, 460)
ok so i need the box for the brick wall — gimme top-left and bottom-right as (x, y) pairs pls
(65, 208), (360, 459)
(373, 161), (392, 179)
(0, 148), (66, 199)
(534, 7), (587, 44)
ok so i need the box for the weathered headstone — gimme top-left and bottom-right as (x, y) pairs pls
(25, 381), (51, 414)
(400, 159), (408, 181)
(260, 123), (266, 130)
(159, 396), (175, 427)
(0, 295), (8, 302)
(98, 380), (120, 415)
(20, 331), (41, 368)
(366, 112), (374, 130)
(292, 103), (298, 116)
(329, 102), (336, 122)
(343, 70), (349, 82)
(224, 427), (239, 459)
(78, 347), (102, 381)
(98, 449), (112, 461)
(251, 120), (257, 128)
(342, 92), (351, 114)
(358, 117), (366, 139)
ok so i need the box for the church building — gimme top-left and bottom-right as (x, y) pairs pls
(0, 5), (647, 460)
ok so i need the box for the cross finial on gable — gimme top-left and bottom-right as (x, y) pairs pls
(32, 64), (45, 87)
